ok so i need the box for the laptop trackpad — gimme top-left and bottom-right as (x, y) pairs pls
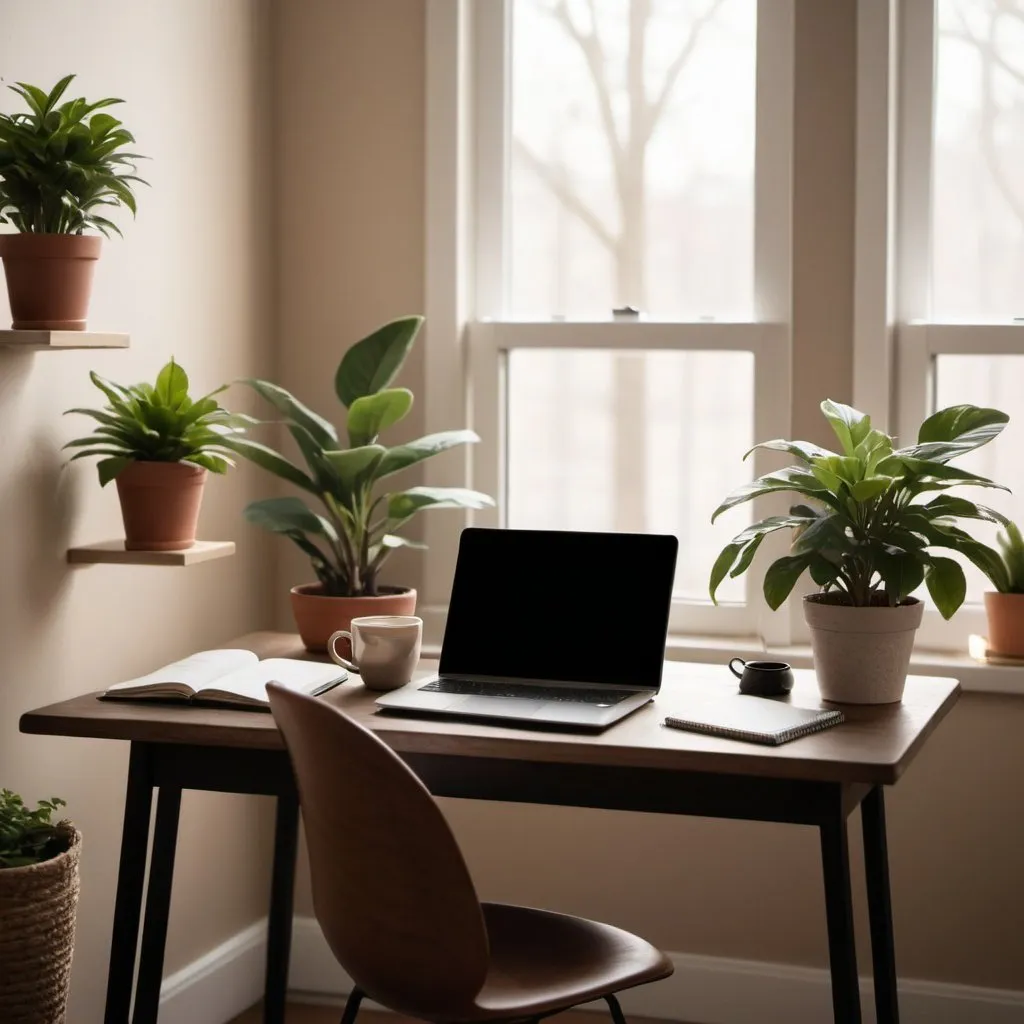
(451, 696), (547, 717)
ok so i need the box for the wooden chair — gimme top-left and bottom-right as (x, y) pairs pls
(266, 685), (673, 1024)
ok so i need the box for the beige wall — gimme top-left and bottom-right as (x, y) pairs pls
(0, 1), (276, 1018)
(276, 0), (1024, 995)
(271, 0), (428, 616)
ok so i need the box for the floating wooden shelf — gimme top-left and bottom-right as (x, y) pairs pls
(0, 330), (130, 350)
(67, 540), (235, 567)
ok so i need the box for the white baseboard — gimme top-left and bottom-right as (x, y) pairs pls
(159, 919), (267, 1024)
(287, 915), (1024, 1024)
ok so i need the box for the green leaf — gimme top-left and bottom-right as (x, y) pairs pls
(97, 456), (131, 487)
(877, 455), (1008, 491)
(849, 476), (891, 502)
(376, 429), (480, 478)
(925, 556), (967, 620)
(810, 461), (845, 494)
(184, 452), (233, 474)
(239, 379), (338, 448)
(762, 553), (813, 610)
(875, 551), (925, 605)
(346, 388), (413, 445)
(920, 495), (1010, 527)
(335, 316), (423, 407)
(711, 466), (835, 522)
(919, 522), (1008, 593)
(790, 513), (848, 555)
(243, 496), (335, 538)
(708, 514), (816, 602)
(743, 439), (836, 463)
(155, 360), (188, 407)
(387, 486), (494, 520)
(44, 74), (76, 114)
(821, 399), (871, 456)
(321, 445), (386, 488)
(219, 437), (318, 493)
(917, 405), (1009, 446)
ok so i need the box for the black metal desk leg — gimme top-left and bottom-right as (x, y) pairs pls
(862, 786), (899, 1024)
(105, 743), (155, 1024)
(820, 813), (862, 1024)
(132, 785), (183, 1023)
(265, 793), (300, 1024)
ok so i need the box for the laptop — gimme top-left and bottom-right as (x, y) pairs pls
(375, 528), (678, 730)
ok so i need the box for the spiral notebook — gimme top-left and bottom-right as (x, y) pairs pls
(664, 696), (844, 746)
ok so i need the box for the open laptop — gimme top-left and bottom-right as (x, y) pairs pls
(375, 528), (678, 730)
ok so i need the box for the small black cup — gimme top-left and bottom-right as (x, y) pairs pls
(728, 658), (795, 697)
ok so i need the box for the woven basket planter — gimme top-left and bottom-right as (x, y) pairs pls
(0, 825), (81, 1024)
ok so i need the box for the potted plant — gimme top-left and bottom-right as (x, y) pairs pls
(0, 74), (146, 330)
(64, 359), (249, 550)
(0, 790), (80, 1021)
(980, 522), (1024, 658)
(710, 399), (1010, 703)
(229, 315), (494, 652)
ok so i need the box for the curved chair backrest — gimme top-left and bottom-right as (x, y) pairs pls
(267, 685), (490, 1017)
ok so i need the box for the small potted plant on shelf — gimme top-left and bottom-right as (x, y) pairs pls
(229, 315), (494, 652)
(0, 74), (146, 332)
(979, 521), (1024, 658)
(710, 400), (1010, 704)
(64, 359), (250, 551)
(0, 790), (80, 1021)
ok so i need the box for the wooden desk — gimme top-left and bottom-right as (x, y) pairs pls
(20, 631), (960, 1024)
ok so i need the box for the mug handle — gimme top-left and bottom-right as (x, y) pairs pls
(728, 658), (746, 679)
(327, 630), (360, 674)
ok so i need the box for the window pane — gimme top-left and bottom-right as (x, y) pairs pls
(506, 349), (754, 602)
(509, 0), (756, 319)
(934, 355), (1024, 602)
(932, 0), (1024, 320)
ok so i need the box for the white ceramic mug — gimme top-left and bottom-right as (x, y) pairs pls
(327, 615), (423, 691)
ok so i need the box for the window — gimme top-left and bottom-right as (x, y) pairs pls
(424, 0), (795, 642)
(894, 0), (1024, 647)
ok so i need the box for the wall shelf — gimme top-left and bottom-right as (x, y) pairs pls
(67, 540), (235, 567)
(0, 330), (130, 350)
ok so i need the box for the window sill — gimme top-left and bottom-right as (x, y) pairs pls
(665, 636), (1023, 696)
(420, 606), (1021, 696)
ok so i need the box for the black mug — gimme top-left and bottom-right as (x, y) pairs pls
(728, 658), (795, 697)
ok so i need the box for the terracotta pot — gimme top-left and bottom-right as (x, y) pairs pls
(804, 594), (923, 704)
(983, 591), (1024, 658)
(0, 233), (102, 330)
(0, 826), (81, 1023)
(290, 583), (417, 653)
(115, 461), (207, 551)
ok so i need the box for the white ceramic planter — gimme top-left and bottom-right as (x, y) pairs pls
(804, 595), (924, 704)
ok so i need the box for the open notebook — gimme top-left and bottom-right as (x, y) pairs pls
(100, 649), (346, 711)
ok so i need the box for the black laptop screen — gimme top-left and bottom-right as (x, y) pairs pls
(438, 529), (678, 689)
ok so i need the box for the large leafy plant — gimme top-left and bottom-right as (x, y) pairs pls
(0, 790), (68, 868)
(710, 400), (1011, 619)
(0, 74), (145, 236)
(232, 316), (494, 597)
(64, 360), (250, 486)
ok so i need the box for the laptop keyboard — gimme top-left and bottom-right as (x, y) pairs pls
(419, 678), (636, 706)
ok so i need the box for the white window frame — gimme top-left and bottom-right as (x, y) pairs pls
(421, 0), (795, 648)
(856, 0), (1024, 652)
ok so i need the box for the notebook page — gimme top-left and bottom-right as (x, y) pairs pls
(200, 658), (345, 703)
(106, 649), (259, 694)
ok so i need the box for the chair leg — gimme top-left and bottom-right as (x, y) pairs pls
(604, 994), (628, 1024)
(339, 988), (365, 1024)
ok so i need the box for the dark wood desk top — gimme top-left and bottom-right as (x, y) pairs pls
(19, 631), (960, 785)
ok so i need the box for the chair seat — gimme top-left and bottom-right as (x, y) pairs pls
(453, 902), (673, 1022)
